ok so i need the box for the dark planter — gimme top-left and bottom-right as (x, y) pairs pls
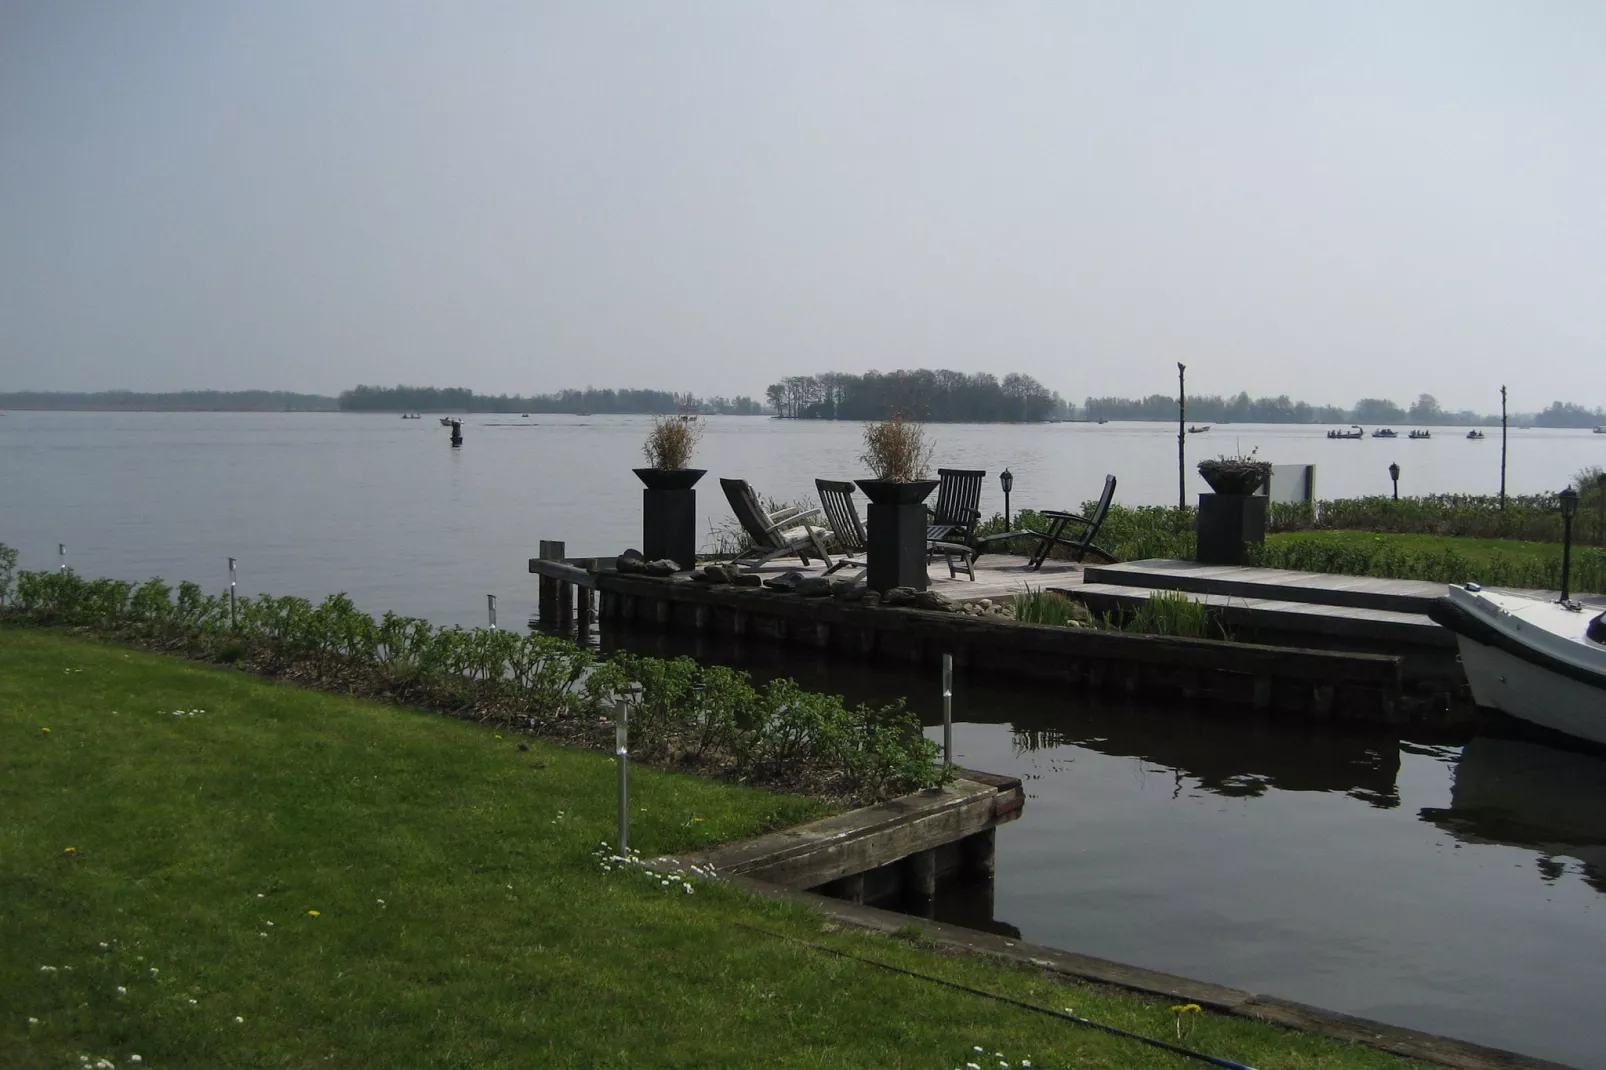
(1196, 492), (1269, 565)
(854, 479), (939, 506)
(1197, 465), (1269, 496)
(634, 469), (704, 569)
(865, 501), (931, 593)
(633, 468), (706, 491)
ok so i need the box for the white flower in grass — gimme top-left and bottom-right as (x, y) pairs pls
(234, 1016), (244, 1023)
(149, 968), (159, 976)
(259, 932), (268, 938)
(973, 1048), (984, 1054)
(682, 883), (693, 895)
(99, 942), (109, 950)
(265, 921), (274, 927)
(187, 998), (197, 1006)
(967, 1063), (981, 1070)
(116, 986), (127, 995)
(27, 1017), (39, 1026)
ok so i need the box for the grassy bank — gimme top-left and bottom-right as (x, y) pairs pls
(1, 628), (1427, 1069)
(1257, 530), (1606, 593)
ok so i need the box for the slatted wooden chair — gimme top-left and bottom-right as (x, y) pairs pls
(927, 468), (985, 580)
(977, 474), (1118, 569)
(814, 479), (868, 575)
(719, 478), (834, 571)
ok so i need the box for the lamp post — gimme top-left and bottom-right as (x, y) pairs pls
(1388, 462), (1400, 501)
(1559, 487), (1578, 602)
(999, 468), (1014, 528)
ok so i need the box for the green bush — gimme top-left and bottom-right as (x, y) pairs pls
(2, 566), (941, 803)
(1268, 493), (1578, 542)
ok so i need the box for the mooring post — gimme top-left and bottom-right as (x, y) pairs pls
(615, 695), (631, 854)
(1499, 385), (1508, 510)
(228, 557), (237, 628)
(906, 850), (937, 903)
(537, 540), (564, 624)
(487, 593), (498, 630)
(1177, 362), (1187, 510)
(556, 575), (574, 625)
(962, 828), (996, 879)
(942, 653), (954, 770)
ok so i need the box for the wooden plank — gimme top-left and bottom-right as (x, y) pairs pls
(527, 557), (597, 589)
(1083, 559), (1448, 614)
(703, 778), (1021, 889)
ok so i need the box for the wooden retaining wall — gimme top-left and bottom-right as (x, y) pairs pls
(570, 568), (1407, 723)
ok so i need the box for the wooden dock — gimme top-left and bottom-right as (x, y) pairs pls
(531, 551), (1415, 723)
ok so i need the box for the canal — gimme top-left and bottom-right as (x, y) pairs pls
(607, 626), (1606, 1069)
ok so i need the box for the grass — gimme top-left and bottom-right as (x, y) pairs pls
(0, 628), (1431, 1069)
(1260, 530), (1606, 593)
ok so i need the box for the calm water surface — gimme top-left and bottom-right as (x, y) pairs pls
(611, 633), (1606, 1068)
(6, 411), (1606, 1065)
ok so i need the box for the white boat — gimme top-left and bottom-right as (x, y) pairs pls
(1429, 585), (1606, 745)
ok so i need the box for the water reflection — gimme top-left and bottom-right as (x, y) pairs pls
(1421, 735), (1606, 895)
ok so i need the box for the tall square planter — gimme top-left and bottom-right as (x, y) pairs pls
(635, 469), (704, 570)
(857, 479), (939, 593)
(1196, 492), (1268, 566)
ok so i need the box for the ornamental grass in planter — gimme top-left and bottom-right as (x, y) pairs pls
(856, 414), (937, 505)
(635, 414), (705, 489)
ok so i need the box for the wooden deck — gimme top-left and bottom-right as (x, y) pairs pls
(1081, 559), (1448, 614)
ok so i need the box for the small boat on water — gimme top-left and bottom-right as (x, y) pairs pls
(1408, 429), (1431, 439)
(1371, 428), (1397, 438)
(439, 416), (454, 426)
(1429, 585), (1606, 746)
(1327, 425), (1364, 440)
(1188, 425), (1210, 434)
(1594, 426), (1606, 434)
(1467, 429), (1485, 440)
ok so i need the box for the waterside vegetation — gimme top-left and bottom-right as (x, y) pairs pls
(1, 559), (940, 805)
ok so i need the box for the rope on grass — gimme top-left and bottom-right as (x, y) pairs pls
(735, 923), (1258, 1070)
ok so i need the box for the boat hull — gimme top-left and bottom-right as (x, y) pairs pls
(1451, 634), (1606, 745)
(1430, 586), (1606, 746)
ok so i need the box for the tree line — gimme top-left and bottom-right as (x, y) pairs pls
(336, 385), (764, 415)
(765, 370), (1066, 422)
(1084, 392), (1604, 427)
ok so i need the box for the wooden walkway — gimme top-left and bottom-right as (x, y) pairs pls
(1081, 559), (1448, 614)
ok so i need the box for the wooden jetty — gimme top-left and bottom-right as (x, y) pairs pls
(530, 551), (1415, 723)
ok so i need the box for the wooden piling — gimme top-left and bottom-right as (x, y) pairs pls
(537, 540), (564, 624)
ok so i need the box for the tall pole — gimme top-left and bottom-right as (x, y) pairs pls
(228, 557), (237, 628)
(1499, 385), (1508, 511)
(615, 697), (630, 854)
(941, 653), (953, 770)
(1177, 362), (1187, 510)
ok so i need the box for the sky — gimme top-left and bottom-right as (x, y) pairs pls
(2, 2), (1603, 410)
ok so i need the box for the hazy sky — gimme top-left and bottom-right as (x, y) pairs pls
(3, 2), (1603, 409)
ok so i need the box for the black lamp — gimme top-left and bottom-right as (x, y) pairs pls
(1559, 486), (1579, 602)
(1000, 468), (1014, 527)
(1388, 462), (1400, 500)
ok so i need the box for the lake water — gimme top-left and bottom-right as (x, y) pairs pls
(5, 410), (1606, 1066)
(2, 411), (1601, 629)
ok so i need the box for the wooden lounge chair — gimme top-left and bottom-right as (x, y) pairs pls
(719, 478), (834, 572)
(927, 468), (985, 581)
(814, 479), (868, 575)
(976, 474), (1118, 570)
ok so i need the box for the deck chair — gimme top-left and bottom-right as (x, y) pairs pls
(927, 468), (985, 580)
(977, 474), (1117, 570)
(814, 480), (868, 575)
(719, 478), (834, 572)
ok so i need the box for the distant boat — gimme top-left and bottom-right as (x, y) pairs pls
(521, 413), (529, 418)
(1467, 429), (1486, 440)
(1408, 429), (1431, 440)
(1327, 425), (1363, 440)
(1594, 426), (1606, 434)
(439, 417), (454, 426)
(1096, 418), (1108, 425)
(1371, 428), (1397, 438)
(1188, 425), (1210, 434)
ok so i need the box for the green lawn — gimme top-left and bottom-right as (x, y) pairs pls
(1, 628), (1428, 1069)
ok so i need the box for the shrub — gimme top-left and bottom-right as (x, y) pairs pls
(0, 543), (16, 605)
(642, 414), (702, 469)
(0, 566), (941, 804)
(860, 414), (932, 483)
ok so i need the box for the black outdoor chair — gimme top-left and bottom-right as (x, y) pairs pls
(719, 478), (834, 571)
(814, 479), (868, 575)
(976, 474), (1118, 570)
(926, 468), (985, 580)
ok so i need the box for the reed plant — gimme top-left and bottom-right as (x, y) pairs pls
(860, 413), (933, 482)
(3, 565), (940, 803)
(642, 413), (702, 469)
(1010, 585), (1090, 627)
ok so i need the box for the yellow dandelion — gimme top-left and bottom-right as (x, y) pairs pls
(41, 727), (51, 734)
(63, 846), (76, 854)
(1170, 1003), (1201, 1014)
(306, 910), (320, 917)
